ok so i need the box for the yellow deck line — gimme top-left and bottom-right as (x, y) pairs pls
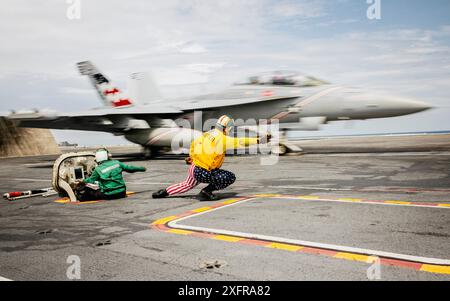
(152, 216), (178, 225)
(338, 198), (363, 202)
(191, 207), (212, 213)
(420, 264), (450, 275)
(334, 252), (370, 263)
(221, 199), (241, 205)
(292, 196), (449, 208)
(384, 200), (412, 205)
(254, 194), (282, 198)
(213, 235), (244, 242)
(296, 196), (321, 200)
(153, 195), (450, 275)
(266, 243), (303, 252)
(166, 229), (194, 235)
(54, 199), (70, 203)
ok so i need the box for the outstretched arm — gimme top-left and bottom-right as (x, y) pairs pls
(120, 162), (146, 173)
(225, 136), (260, 150)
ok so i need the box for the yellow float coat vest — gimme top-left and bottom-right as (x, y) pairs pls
(190, 129), (259, 171)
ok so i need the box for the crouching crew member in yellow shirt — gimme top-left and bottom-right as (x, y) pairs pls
(152, 115), (269, 201)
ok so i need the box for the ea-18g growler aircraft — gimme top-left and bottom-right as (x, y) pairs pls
(6, 61), (431, 156)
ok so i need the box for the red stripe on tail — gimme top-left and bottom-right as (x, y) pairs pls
(104, 88), (120, 95)
(112, 99), (132, 107)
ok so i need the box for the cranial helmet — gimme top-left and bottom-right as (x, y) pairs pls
(216, 115), (235, 134)
(95, 148), (110, 163)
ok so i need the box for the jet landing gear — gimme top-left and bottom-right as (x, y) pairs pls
(270, 143), (303, 155)
(142, 146), (154, 159)
(142, 146), (161, 159)
(270, 131), (303, 156)
(270, 144), (288, 156)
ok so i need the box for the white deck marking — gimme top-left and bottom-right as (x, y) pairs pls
(168, 197), (450, 265)
(0, 276), (13, 281)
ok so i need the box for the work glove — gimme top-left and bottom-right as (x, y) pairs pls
(73, 180), (84, 188)
(185, 157), (193, 165)
(73, 180), (85, 191)
(258, 133), (272, 144)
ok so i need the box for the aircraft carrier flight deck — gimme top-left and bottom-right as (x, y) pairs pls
(0, 134), (449, 281)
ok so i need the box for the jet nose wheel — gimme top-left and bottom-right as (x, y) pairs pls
(270, 144), (288, 156)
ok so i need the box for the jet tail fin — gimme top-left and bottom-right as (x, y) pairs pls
(128, 72), (162, 105)
(77, 61), (133, 108)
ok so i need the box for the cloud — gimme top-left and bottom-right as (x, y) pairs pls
(0, 0), (450, 145)
(179, 42), (208, 54)
(114, 41), (207, 60)
(271, 0), (327, 18)
(317, 18), (358, 27)
(183, 63), (226, 74)
(60, 87), (93, 95)
(1, 1), (448, 98)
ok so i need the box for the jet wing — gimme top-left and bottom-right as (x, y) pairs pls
(5, 105), (184, 133)
(67, 105), (183, 117)
(5, 92), (302, 132)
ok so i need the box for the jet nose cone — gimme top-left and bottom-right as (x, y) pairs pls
(362, 94), (433, 117)
(387, 98), (433, 115)
(406, 100), (433, 113)
(343, 88), (433, 119)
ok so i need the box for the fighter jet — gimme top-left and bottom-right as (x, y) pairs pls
(6, 61), (432, 156)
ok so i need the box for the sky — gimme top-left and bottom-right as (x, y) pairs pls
(1, 0), (449, 145)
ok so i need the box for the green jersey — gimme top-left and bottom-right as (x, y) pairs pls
(84, 160), (145, 195)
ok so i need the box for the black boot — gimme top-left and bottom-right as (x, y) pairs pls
(199, 189), (219, 201)
(152, 189), (169, 199)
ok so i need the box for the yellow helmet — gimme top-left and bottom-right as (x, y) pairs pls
(216, 115), (234, 133)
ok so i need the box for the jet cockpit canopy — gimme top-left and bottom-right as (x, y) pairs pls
(235, 71), (328, 87)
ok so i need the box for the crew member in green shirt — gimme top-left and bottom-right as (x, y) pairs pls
(75, 148), (146, 201)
